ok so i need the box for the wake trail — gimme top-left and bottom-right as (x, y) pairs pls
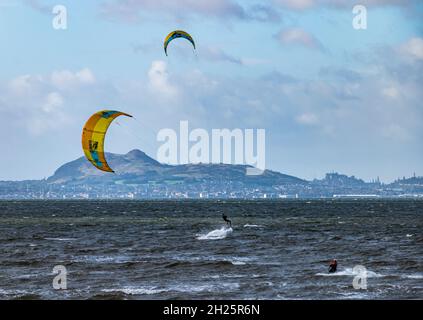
(197, 227), (233, 240)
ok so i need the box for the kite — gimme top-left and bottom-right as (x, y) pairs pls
(164, 30), (196, 56)
(81, 110), (132, 173)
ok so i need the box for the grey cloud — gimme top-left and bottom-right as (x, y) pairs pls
(100, 0), (246, 23)
(275, 28), (324, 50)
(319, 66), (362, 82)
(201, 46), (242, 65)
(22, 0), (50, 14)
(100, 0), (282, 23)
(273, 0), (417, 10)
(246, 4), (282, 22)
(261, 71), (297, 84)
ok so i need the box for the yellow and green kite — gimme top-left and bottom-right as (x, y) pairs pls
(164, 30), (196, 56)
(81, 110), (132, 173)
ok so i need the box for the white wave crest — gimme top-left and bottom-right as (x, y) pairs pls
(197, 227), (233, 240)
(316, 268), (384, 278)
(402, 274), (423, 279)
(44, 237), (77, 241)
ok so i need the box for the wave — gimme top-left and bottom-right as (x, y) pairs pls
(73, 255), (141, 264)
(243, 224), (263, 228)
(164, 259), (242, 268)
(15, 273), (40, 279)
(44, 237), (77, 241)
(402, 274), (423, 279)
(197, 227), (233, 240)
(0, 289), (33, 298)
(101, 282), (240, 296)
(102, 287), (165, 295)
(170, 254), (252, 267)
(316, 268), (384, 278)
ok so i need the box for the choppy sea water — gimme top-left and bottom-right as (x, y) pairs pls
(0, 200), (422, 300)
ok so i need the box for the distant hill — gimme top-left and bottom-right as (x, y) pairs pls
(1, 150), (422, 199)
(47, 149), (306, 186)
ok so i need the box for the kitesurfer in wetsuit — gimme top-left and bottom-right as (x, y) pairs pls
(328, 259), (337, 273)
(222, 213), (232, 227)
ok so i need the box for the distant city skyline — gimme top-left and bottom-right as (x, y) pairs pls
(1, 149), (422, 199)
(0, 0), (422, 182)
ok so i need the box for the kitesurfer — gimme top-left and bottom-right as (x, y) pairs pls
(222, 213), (232, 227)
(328, 259), (337, 273)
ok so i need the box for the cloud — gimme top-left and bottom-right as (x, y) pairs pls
(148, 60), (178, 97)
(100, 0), (246, 23)
(22, 0), (50, 14)
(319, 66), (362, 82)
(381, 86), (400, 99)
(42, 92), (64, 113)
(240, 58), (271, 66)
(400, 37), (423, 61)
(296, 112), (319, 125)
(8, 74), (43, 96)
(261, 71), (297, 84)
(369, 37), (423, 83)
(51, 68), (96, 90)
(1, 35), (422, 181)
(29, 92), (67, 135)
(201, 46), (242, 64)
(100, 0), (281, 23)
(0, 68), (96, 135)
(275, 28), (323, 50)
(274, 0), (314, 10)
(135, 43), (263, 67)
(273, 0), (416, 10)
(247, 4), (282, 22)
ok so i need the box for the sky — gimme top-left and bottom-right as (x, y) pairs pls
(0, 0), (422, 182)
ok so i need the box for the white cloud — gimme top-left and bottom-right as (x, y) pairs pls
(296, 112), (319, 125)
(22, 0), (50, 14)
(42, 92), (64, 113)
(1, 44), (422, 181)
(101, 0), (245, 22)
(51, 68), (96, 90)
(276, 28), (322, 49)
(274, 0), (314, 10)
(9, 75), (31, 94)
(400, 37), (423, 61)
(382, 86), (400, 99)
(100, 0), (283, 23)
(201, 46), (242, 64)
(8, 74), (43, 96)
(1, 69), (97, 136)
(274, 0), (414, 10)
(148, 60), (178, 97)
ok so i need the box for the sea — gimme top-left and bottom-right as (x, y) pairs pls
(0, 200), (422, 300)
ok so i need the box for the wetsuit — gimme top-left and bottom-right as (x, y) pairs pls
(222, 214), (232, 227)
(328, 260), (337, 273)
